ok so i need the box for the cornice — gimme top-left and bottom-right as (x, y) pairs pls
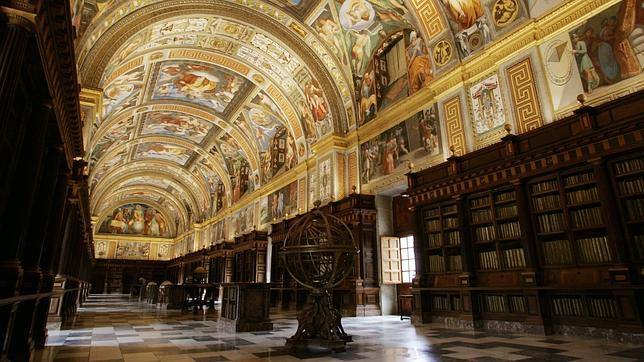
(94, 234), (175, 244)
(311, 135), (350, 155)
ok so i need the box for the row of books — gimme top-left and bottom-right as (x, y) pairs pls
(566, 187), (599, 205)
(508, 295), (528, 313)
(577, 236), (613, 264)
(495, 191), (516, 202)
(471, 197), (489, 208)
(496, 205), (518, 219)
(452, 296), (463, 311)
(532, 194), (561, 211)
(448, 255), (463, 271)
(444, 217), (459, 228)
(503, 248), (526, 269)
(498, 221), (521, 239)
(618, 178), (644, 195)
(625, 198), (644, 220)
(479, 250), (500, 270)
(481, 295), (507, 313)
(570, 206), (603, 228)
(427, 233), (441, 248)
(472, 209), (492, 223)
(426, 220), (441, 232)
(443, 205), (457, 214)
(425, 208), (440, 218)
(532, 179), (558, 194)
(428, 255), (446, 272)
(475, 225), (496, 242)
(537, 212), (566, 233)
(431, 295), (450, 311)
(587, 297), (619, 319)
(564, 172), (594, 187)
(541, 239), (575, 265)
(614, 158), (643, 175)
(634, 234), (644, 260)
(446, 231), (461, 246)
(552, 297), (584, 317)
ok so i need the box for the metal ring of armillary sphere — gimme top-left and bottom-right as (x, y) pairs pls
(280, 201), (357, 352)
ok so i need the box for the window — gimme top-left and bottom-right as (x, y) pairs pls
(400, 235), (416, 283)
(380, 235), (416, 284)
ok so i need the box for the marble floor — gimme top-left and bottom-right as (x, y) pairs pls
(34, 294), (644, 362)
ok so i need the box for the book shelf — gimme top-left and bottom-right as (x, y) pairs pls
(610, 154), (644, 266)
(468, 188), (526, 273)
(422, 201), (463, 274)
(528, 167), (614, 268)
(478, 293), (528, 316)
(403, 93), (644, 336)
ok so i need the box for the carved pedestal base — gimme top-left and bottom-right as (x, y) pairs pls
(220, 283), (272, 332)
(286, 289), (352, 353)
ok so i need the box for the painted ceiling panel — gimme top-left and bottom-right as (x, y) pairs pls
(140, 111), (214, 144)
(78, 0), (516, 236)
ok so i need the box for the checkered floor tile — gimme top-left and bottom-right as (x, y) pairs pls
(33, 294), (644, 361)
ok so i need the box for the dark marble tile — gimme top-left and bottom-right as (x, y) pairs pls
(68, 332), (92, 337)
(220, 337), (254, 346)
(205, 343), (239, 352)
(193, 356), (230, 362)
(608, 346), (644, 359)
(538, 339), (573, 345)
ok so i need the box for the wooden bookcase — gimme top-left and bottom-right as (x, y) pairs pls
(469, 188), (525, 272)
(528, 167), (613, 269)
(610, 153), (644, 270)
(400, 91), (644, 337)
(269, 194), (380, 317)
(423, 200), (463, 274)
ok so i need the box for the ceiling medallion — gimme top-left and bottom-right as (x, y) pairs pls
(493, 0), (520, 28)
(433, 40), (452, 67)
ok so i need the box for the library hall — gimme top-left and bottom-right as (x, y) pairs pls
(1, 0), (644, 361)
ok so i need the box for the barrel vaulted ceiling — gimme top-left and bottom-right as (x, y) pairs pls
(79, 0), (541, 237)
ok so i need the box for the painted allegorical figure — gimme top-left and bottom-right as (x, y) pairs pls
(441, 0), (485, 30)
(571, 30), (601, 92)
(571, 0), (642, 93)
(406, 31), (433, 94)
(101, 204), (170, 237)
(612, 0), (641, 79)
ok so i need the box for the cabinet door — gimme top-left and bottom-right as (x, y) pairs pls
(381, 236), (401, 284)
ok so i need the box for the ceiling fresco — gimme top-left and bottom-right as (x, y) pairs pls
(140, 112), (214, 144)
(150, 61), (252, 116)
(77, 0), (543, 239)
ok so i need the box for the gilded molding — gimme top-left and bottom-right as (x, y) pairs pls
(442, 95), (467, 157)
(506, 57), (543, 133)
(408, 0), (446, 38)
